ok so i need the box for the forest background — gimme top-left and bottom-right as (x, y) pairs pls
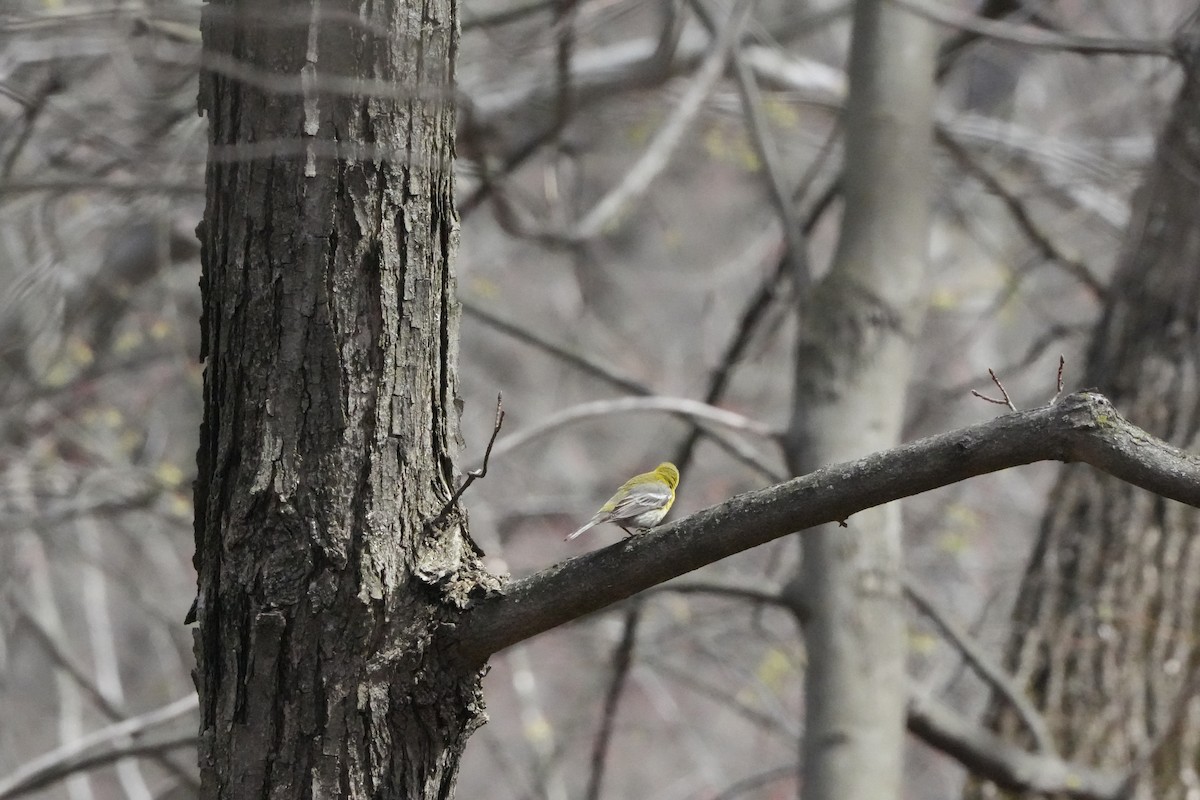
(1, 0), (1197, 798)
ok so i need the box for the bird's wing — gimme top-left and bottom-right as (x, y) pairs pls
(607, 484), (671, 521)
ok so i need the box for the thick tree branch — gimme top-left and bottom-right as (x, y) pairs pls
(457, 392), (1200, 665)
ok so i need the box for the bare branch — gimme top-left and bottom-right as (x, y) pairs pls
(937, 130), (1107, 298)
(461, 301), (648, 395)
(0, 695), (199, 799)
(888, 0), (1174, 59)
(430, 393), (505, 529)
(584, 603), (642, 800)
(462, 302), (784, 480)
(971, 369), (1017, 411)
(903, 577), (1056, 754)
(486, 396), (779, 470)
(458, 9), (849, 222)
(465, 5), (848, 132)
(1052, 354), (1066, 404)
(690, 0), (811, 284)
(644, 655), (796, 737)
(627, 573), (1124, 800)
(907, 694), (1123, 799)
(457, 392), (1200, 664)
(669, 174), (843, 472)
(565, 0), (754, 242)
(0, 735), (197, 800)
(0, 179), (203, 197)
(551, 0), (579, 137)
(729, 47), (811, 286)
(12, 600), (125, 720)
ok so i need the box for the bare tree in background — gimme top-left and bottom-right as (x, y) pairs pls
(783, 2), (937, 797)
(970, 11), (1200, 799)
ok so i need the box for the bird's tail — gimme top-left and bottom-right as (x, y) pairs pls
(566, 516), (600, 541)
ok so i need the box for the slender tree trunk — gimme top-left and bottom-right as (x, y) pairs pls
(972, 12), (1200, 800)
(784, 1), (938, 798)
(191, 2), (496, 797)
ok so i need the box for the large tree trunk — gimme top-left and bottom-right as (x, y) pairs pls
(191, 2), (495, 797)
(975, 12), (1200, 800)
(784, 1), (939, 798)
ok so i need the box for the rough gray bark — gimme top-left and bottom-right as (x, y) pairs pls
(972, 12), (1200, 800)
(191, 2), (497, 797)
(782, 1), (939, 797)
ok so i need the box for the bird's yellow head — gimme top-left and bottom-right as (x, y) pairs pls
(653, 462), (680, 489)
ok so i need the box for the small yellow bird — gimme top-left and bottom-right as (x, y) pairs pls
(566, 462), (680, 541)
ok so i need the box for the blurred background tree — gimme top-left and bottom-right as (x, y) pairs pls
(968, 12), (1200, 800)
(0, 0), (1195, 798)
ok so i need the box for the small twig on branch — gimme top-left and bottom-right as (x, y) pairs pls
(917, 324), (1079, 418)
(1051, 355), (1066, 404)
(971, 368), (1016, 411)
(429, 393), (505, 529)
